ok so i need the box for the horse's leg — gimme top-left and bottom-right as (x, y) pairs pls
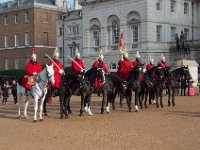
(67, 97), (72, 114)
(144, 90), (148, 108)
(87, 94), (93, 116)
(64, 97), (69, 119)
(101, 90), (107, 114)
(172, 87), (175, 107)
(167, 85), (171, 107)
(24, 96), (29, 119)
(155, 87), (159, 108)
(135, 89), (139, 112)
(33, 97), (39, 122)
(80, 93), (84, 116)
(43, 96), (48, 116)
(106, 94), (111, 114)
(39, 95), (46, 121)
(60, 95), (64, 119)
(139, 91), (144, 109)
(112, 93), (116, 110)
(18, 93), (22, 119)
(160, 88), (164, 108)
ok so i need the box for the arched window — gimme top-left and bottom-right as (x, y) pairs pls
(90, 18), (101, 51)
(111, 20), (120, 44)
(127, 11), (140, 49)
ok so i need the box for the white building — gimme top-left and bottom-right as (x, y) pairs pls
(57, 9), (83, 67)
(79, 0), (200, 69)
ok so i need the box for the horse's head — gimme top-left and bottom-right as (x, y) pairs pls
(156, 66), (165, 81)
(97, 66), (105, 84)
(46, 64), (55, 85)
(133, 64), (144, 81)
(181, 66), (191, 80)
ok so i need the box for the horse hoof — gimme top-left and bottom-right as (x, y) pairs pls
(60, 116), (64, 119)
(79, 114), (84, 117)
(135, 106), (139, 112)
(68, 111), (73, 114)
(18, 116), (22, 120)
(106, 111), (110, 114)
(129, 109), (132, 112)
(101, 111), (105, 114)
(33, 120), (37, 123)
(39, 119), (43, 122)
(65, 115), (69, 119)
(44, 113), (48, 117)
(88, 113), (93, 116)
(145, 105), (147, 109)
(24, 116), (28, 119)
(161, 105), (164, 108)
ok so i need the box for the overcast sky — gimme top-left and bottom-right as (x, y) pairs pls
(0, 0), (74, 5)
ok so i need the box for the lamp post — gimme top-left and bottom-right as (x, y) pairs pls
(62, 17), (65, 67)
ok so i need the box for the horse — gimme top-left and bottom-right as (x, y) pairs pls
(139, 66), (165, 108)
(164, 66), (191, 107)
(122, 64), (144, 112)
(17, 64), (55, 122)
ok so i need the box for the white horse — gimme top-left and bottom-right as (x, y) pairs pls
(17, 64), (55, 122)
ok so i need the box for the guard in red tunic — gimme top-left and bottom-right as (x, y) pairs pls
(116, 52), (132, 81)
(158, 55), (168, 68)
(49, 48), (64, 89)
(92, 52), (109, 89)
(22, 48), (42, 90)
(146, 58), (155, 71)
(72, 48), (86, 74)
(132, 51), (143, 68)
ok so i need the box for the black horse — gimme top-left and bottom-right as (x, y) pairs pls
(164, 66), (191, 107)
(121, 64), (144, 112)
(140, 66), (165, 108)
(102, 74), (127, 113)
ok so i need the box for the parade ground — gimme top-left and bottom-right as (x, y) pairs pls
(0, 95), (200, 150)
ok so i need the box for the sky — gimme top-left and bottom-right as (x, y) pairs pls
(0, 0), (74, 5)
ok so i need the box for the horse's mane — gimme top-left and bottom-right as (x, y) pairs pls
(85, 67), (97, 77)
(107, 74), (124, 85)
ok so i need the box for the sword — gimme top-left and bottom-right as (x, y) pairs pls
(45, 53), (61, 70)
(67, 56), (84, 70)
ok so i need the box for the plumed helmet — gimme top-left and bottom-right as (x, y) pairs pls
(99, 50), (104, 60)
(136, 51), (140, 59)
(75, 47), (80, 59)
(123, 52), (128, 59)
(31, 48), (37, 60)
(53, 47), (60, 58)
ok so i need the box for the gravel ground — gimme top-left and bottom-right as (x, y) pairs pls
(0, 95), (200, 150)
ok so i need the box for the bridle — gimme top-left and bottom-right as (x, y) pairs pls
(97, 67), (105, 84)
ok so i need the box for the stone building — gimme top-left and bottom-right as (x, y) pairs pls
(57, 9), (83, 67)
(79, 0), (200, 70)
(0, 0), (66, 70)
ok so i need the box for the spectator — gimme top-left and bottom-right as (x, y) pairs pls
(1, 81), (10, 105)
(11, 80), (17, 104)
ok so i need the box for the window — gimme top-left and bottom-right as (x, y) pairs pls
(15, 14), (19, 24)
(131, 26), (138, 43)
(111, 20), (120, 45)
(59, 47), (63, 58)
(69, 47), (76, 57)
(110, 63), (117, 70)
(15, 58), (19, 69)
(4, 35), (8, 48)
(68, 25), (79, 35)
(5, 58), (9, 70)
(93, 31), (100, 47)
(42, 12), (48, 22)
(156, 25), (162, 42)
(25, 12), (29, 22)
(25, 33), (30, 46)
(58, 27), (63, 36)
(4, 16), (8, 25)
(43, 32), (48, 46)
(156, 0), (161, 10)
(171, 27), (176, 41)
(14, 33), (19, 47)
(171, 0), (176, 12)
(184, 28), (189, 40)
(184, 3), (189, 14)
(25, 56), (30, 65)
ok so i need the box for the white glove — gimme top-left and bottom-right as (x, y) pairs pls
(33, 72), (37, 75)
(81, 69), (85, 73)
(59, 69), (64, 75)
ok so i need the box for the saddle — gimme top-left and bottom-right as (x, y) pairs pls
(28, 75), (40, 86)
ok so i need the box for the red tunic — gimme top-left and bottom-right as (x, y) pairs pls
(22, 61), (42, 89)
(146, 64), (155, 71)
(49, 60), (64, 89)
(26, 62), (42, 76)
(92, 60), (109, 88)
(158, 62), (168, 68)
(72, 59), (86, 74)
(117, 59), (132, 81)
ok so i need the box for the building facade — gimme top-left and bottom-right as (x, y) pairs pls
(0, 0), (66, 70)
(57, 9), (83, 67)
(79, 0), (200, 69)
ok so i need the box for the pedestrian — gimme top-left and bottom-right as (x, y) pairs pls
(1, 80), (10, 105)
(11, 80), (17, 104)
